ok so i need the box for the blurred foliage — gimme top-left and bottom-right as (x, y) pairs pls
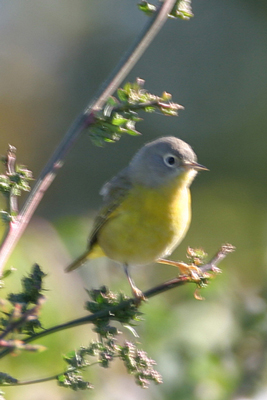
(0, 145), (32, 223)
(58, 287), (162, 391)
(7, 264), (45, 307)
(0, 268), (163, 397)
(0, 264), (45, 344)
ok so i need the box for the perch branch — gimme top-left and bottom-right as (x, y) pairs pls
(0, 244), (234, 360)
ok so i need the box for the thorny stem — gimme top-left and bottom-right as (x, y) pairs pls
(0, 0), (177, 275)
(5, 145), (18, 217)
(0, 145), (18, 248)
(0, 244), (234, 360)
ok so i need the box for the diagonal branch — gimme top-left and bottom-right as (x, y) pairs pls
(0, 0), (177, 275)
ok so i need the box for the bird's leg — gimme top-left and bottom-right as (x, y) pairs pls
(157, 258), (202, 280)
(123, 264), (145, 301)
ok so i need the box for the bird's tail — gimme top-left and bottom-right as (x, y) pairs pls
(65, 250), (90, 272)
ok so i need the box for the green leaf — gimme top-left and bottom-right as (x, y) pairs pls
(138, 1), (157, 17)
(111, 113), (128, 126)
(2, 268), (16, 280)
(117, 88), (128, 102)
(0, 176), (10, 193)
(106, 96), (118, 107)
(0, 211), (12, 223)
(123, 82), (132, 96)
(88, 78), (183, 146)
(57, 372), (93, 391)
(0, 372), (18, 385)
(169, 0), (194, 20)
(143, 106), (156, 113)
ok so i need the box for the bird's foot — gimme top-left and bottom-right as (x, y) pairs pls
(131, 285), (146, 305)
(123, 264), (146, 304)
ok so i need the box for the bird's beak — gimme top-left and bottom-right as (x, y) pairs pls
(183, 161), (209, 171)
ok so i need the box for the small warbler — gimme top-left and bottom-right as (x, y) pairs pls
(66, 136), (207, 298)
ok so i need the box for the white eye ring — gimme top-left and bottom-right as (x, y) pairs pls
(163, 153), (178, 168)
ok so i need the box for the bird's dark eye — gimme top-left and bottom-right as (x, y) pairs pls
(167, 156), (175, 165)
(163, 153), (178, 167)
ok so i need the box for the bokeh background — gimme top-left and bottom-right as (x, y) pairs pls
(0, 0), (267, 399)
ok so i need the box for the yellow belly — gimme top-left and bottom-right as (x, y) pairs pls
(95, 175), (191, 266)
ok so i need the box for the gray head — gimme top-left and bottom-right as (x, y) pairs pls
(128, 136), (206, 187)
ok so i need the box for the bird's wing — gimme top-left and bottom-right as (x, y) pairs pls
(88, 167), (132, 249)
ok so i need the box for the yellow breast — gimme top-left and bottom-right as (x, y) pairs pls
(96, 171), (192, 266)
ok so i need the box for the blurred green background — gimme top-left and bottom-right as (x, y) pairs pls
(1, 0), (267, 399)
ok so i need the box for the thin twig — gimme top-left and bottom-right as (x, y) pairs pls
(201, 243), (235, 273)
(112, 99), (184, 114)
(0, 361), (100, 387)
(0, 145), (18, 247)
(10, 374), (59, 387)
(5, 145), (18, 216)
(0, 0), (177, 275)
(0, 244), (234, 360)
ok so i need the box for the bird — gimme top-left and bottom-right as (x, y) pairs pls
(65, 136), (207, 299)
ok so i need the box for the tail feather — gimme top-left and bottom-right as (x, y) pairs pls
(65, 251), (89, 272)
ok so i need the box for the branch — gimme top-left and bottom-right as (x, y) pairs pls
(0, 0), (177, 275)
(5, 145), (18, 217)
(0, 244), (234, 360)
(0, 145), (18, 247)
(2, 363), (100, 387)
(7, 374), (59, 387)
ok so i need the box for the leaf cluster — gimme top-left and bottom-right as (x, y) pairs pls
(89, 78), (183, 146)
(0, 146), (33, 222)
(1, 264), (46, 337)
(7, 264), (45, 306)
(57, 286), (162, 391)
(138, 0), (193, 20)
(1, 164), (32, 197)
(0, 161), (32, 199)
(85, 285), (142, 332)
